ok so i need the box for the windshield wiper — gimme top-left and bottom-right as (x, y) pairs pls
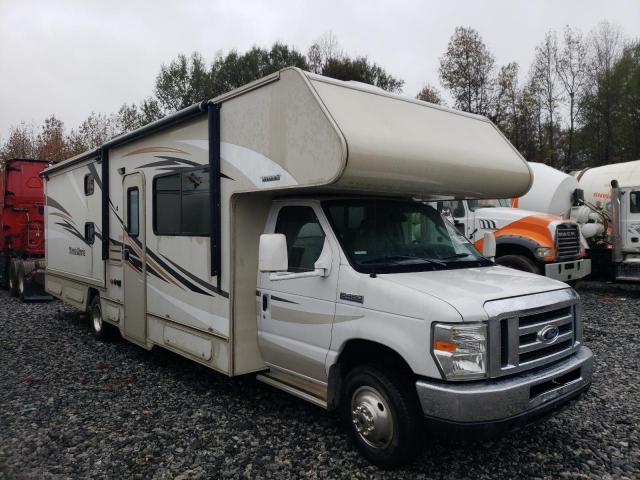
(361, 255), (446, 267)
(439, 253), (473, 260)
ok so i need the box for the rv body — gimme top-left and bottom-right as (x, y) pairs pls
(43, 68), (593, 467)
(436, 198), (591, 283)
(518, 161), (640, 281)
(0, 158), (51, 300)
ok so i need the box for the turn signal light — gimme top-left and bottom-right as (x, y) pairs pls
(433, 340), (456, 353)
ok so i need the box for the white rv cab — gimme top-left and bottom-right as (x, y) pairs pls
(43, 68), (593, 467)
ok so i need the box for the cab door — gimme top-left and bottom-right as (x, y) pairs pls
(621, 189), (640, 250)
(257, 202), (339, 382)
(122, 173), (147, 345)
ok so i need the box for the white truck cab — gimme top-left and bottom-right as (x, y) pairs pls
(43, 68), (593, 468)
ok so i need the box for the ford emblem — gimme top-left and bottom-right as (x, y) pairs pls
(537, 325), (560, 344)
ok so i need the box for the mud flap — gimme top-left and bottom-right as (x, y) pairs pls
(22, 268), (53, 302)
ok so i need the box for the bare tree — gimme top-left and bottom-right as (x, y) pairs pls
(0, 122), (37, 164)
(556, 26), (588, 165)
(307, 32), (344, 74)
(439, 27), (496, 116)
(35, 115), (68, 162)
(494, 62), (520, 135)
(532, 31), (563, 165)
(416, 83), (443, 104)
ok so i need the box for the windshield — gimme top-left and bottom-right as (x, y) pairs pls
(467, 198), (510, 210)
(323, 199), (492, 274)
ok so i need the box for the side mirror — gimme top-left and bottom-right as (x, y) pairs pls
(482, 232), (496, 261)
(259, 234), (288, 272)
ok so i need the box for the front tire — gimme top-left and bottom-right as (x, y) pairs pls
(17, 262), (26, 301)
(496, 254), (540, 274)
(343, 365), (422, 468)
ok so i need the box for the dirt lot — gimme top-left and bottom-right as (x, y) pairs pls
(0, 283), (638, 479)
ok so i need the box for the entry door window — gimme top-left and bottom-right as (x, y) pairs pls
(275, 206), (325, 273)
(127, 187), (140, 237)
(630, 191), (640, 214)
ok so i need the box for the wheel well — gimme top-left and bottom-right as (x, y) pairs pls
(327, 340), (414, 411)
(495, 243), (536, 261)
(87, 288), (100, 312)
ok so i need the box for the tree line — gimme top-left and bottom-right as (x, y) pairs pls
(1, 25), (638, 171)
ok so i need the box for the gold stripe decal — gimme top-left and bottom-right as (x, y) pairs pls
(271, 305), (362, 324)
(123, 146), (190, 157)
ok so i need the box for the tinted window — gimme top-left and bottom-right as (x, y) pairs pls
(630, 191), (640, 214)
(84, 174), (94, 196)
(85, 222), (95, 245)
(127, 188), (139, 237)
(275, 206), (325, 273)
(153, 168), (210, 235)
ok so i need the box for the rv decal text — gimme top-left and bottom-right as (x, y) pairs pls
(69, 246), (86, 257)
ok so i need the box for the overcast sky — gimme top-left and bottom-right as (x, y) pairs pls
(1, 0), (638, 140)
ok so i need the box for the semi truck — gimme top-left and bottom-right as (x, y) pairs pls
(43, 68), (593, 467)
(518, 161), (640, 281)
(0, 158), (51, 300)
(435, 198), (591, 283)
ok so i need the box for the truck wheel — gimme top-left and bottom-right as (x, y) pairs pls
(496, 254), (540, 275)
(90, 295), (114, 341)
(17, 262), (26, 302)
(343, 365), (422, 468)
(8, 261), (18, 297)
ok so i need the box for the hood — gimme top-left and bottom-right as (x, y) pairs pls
(475, 207), (559, 224)
(379, 265), (569, 322)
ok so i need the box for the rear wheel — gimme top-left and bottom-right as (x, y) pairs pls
(90, 295), (115, 341)
(17, 262), (26, 301)
(342, 365), (422, 468)
(496, 254), (540, 275)
(8, 261), (18, 297)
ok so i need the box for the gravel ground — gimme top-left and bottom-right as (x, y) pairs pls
(0, 285), (638, 479)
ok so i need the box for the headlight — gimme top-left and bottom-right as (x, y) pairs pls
(535, 247), (553, 258)
(432, 323), (487, 380)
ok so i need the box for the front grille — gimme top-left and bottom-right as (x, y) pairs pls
(555, 223), (580, 259)
(485, 289), (580, 378)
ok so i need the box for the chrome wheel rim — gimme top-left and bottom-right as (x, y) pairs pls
(92, 305), (102, 333)
(351, 385), (394, 449)
(18, 275), (24, 296)
(9, 274), (14, 290)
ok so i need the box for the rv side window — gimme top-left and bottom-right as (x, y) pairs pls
(84, 222), (95, 245)
(84, 174), (94, 196)
(127, 187), (140, 237)
(153, 168), (210, 236)
(275, 206), (326, 273)
(630, 191), (640, 213)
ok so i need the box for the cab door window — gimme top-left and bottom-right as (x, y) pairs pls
(275, 206), (325, 273)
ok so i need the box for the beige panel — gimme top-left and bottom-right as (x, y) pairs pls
(309, 76), (532, 199)
(231, 193), (273, 374)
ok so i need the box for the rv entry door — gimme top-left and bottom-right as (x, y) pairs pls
(122, 173), (147, 345)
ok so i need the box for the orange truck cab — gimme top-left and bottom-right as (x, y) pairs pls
(436, 199), (591, 282)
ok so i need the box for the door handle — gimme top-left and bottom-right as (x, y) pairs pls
(262, 294), (268, 312)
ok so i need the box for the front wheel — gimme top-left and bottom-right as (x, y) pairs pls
(496, 254), (540, 274)
(8, 261), (18, 297)
(343, 365), (422, 468)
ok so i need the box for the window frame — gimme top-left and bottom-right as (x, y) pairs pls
(126, 187), (140, 238)
(629, 191), (640, 214)
(152, 166), (211, 237)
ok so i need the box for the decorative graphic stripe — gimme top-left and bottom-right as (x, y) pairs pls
(87, 163), (103, 190)
(46, 196), (71, 216)
(271, 295), (298, 304)
(161, 254), (229, 298)
(123, 146), (190, 157)
(270, 305), (363, 325)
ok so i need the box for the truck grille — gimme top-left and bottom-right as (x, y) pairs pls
(555, 223), (580, 259)
(485, 289), (580, 378)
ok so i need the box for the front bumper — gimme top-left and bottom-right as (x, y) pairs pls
(544, 258), (591, 282)
(416, 346), (593, 428)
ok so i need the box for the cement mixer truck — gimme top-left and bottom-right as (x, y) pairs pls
(517, 160), (640, 281)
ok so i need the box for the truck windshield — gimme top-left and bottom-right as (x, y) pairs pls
(467, 198), (511, 210)
(323, 199), (491, 274)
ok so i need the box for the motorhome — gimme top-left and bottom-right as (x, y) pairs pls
(43, 68), (593, 467)
(518, 161), (640, 281)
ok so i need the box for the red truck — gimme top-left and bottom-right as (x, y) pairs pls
(0, 158), (51, 301)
